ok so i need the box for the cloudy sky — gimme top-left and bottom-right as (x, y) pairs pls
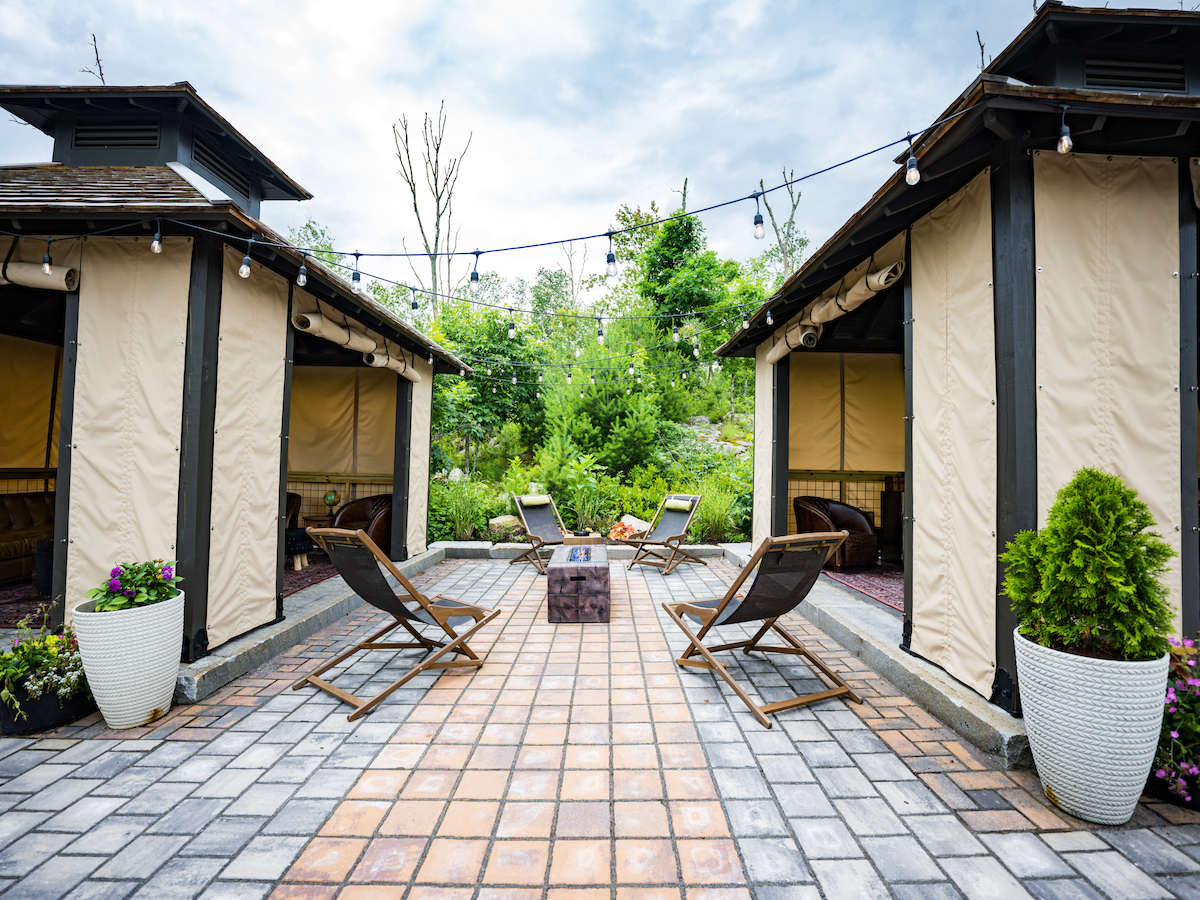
(0, 1), (1155, 291)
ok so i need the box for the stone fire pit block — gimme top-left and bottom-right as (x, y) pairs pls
(546, 543), (610, 623)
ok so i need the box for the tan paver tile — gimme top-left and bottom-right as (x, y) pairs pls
(670, 801), (731, 838)
(483, 840), (551, 884)
(949, 772), (1014, 791)
(660, 744), (707, 768)
(615, 801), (671, 838)
(561, 770), (611, 801)
(497, 802), (556, 838)
(468, 745), (519, 769)
(613, 744), (658, 768)
(565, 746), (610, 769)
(548, 839), (612, 885)
(612, 723), (655, 743)
(319, 800), (390, 836)
(379, 800), (444, 836)
(267, 886), (337, 900)
(684, 888), (752, 900)
(400, 770), (457, 799)
(997, 788), (1072, 830)
(455, 770), (508, 800)
(478, 890), (541, 900)
(284, 837), (368, 882)
(406, 889), (472, 900)
(348, 770), (408, 800)
(435, 722), (483, 743)
(508, 771), (561, 801)
(556, 802), (612, 837)
(616, 838), (680, 883)
(437, 800), (500, 837)
(348, 836), (425, 882)
(614, 769), (664, 800)
(524, 724), (569, 744)
(419, 744), (473, 769)
(517, 746), (564, 769)
(371, 744), (424, 768)
(665, 770), (718, 800)
(414, 837), (489, 883)
(676, 839), (745, 884)
(546, 889), (611, 900)
(958, 809), (1036, 831)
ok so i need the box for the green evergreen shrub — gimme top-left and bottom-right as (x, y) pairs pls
(1000, 467), (1175, 661)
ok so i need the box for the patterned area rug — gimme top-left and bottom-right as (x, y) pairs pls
(281, 555), (338, 597)
(0, 581), (52, 630)
(823, 564), (904, 613)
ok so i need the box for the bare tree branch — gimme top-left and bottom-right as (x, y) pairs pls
(759, 171), (802, 279)
(80, 34), (105, 85)
(976, 31), (986, 70)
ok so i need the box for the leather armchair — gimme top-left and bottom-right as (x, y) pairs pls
(285, 492), (302, 530)
(793, 496), (878, 570)
(331, 494), (392, 554)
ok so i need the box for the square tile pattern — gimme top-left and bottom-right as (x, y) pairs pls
(2, 557), (1198, 899)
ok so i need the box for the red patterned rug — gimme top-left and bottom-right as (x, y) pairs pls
(281, 555), (338, 597)
(0, 581), (52, 630)
(823, 565), (904, 613)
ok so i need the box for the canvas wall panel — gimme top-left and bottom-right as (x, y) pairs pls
(0, 335), (61, 469)
(66, 237), (192, 618)
(286, 367), (397, 476)
(787, 353), (841, 470)
(1034, 151), (1182, 621)
(909, 169), (998, 699)
(406, 355), (433, 555)
(753, 343), (773, 545)
(356, 367), (398, 475)
(843, 353), (904, 472)
(205, 248), (289, 649)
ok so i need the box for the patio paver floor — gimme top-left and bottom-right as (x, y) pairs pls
(2, 557), (1199, 899)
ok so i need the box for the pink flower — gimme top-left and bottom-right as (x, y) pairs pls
(1172, 731), (1180, 740)
(1157, 768), (1168, 779)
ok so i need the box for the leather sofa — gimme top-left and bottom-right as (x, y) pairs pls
(0, 493), (55, 583)
(331, 494), (392, 553)
(793, 496), (878, 570)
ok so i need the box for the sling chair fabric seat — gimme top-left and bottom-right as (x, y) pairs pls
(294, 527), (500, 721)
(663, 531), (863, 728)
(623, 493), (705, 575)
(510, 493), (569, 574)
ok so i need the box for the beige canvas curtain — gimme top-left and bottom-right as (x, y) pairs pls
(909, 169), (998, 699)
(205, 247), (290, 649)
(0, 334), (61, 469)
(66, 237), (192, 619)
(787, 352), (903, 472)
(406, 356), (433, 555)
(752, 342), (774, 544)
(1035, 151), (1182, 625)
(287, 367), (397, 475)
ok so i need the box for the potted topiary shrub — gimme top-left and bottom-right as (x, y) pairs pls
(0, 605), (95, 735)
(73, 560), (183, 730)
(1001, 467), (1174, 825)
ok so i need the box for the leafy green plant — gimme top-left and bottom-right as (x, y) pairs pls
(1000, 467), (1174, 661)
(438, 477), (498, 541)
(0, 606), (89, 719)
(689, 478), (737, 543)
(1154, 638), (1200, 802)
(85, 560), (182, 612)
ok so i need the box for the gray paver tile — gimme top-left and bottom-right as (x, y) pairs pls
(292, 769), (358, 799)
(978, 832), (1075, 879)
(342, 722), (398, 743)
(1024, 881), (1107, 900)
(861, 834), (945, 881)
(941, 855), (1035, 900)
(757, 755), (815, 784)
(148, 798), (231, 834)
(63, 816), (156, 855)
(17, 777), (102, 811)
(814, 766), (877, 798)
(257, 722), (316, 744)
(50, 742), (114, 766)
(791, 817), (863, 859)
(41, 796), (128, 831)
(737, 836), (812, 883)
(0, 809), (50, 849)
(796, 741), (853, 767)
(1154, 825), (1200, 846)
(1156, 875), (1200, 900)
(159, 756), (227, 783)
(195, 882), (271, 900)
(0, 750), (59, 776)
(62, 881), (138, 900)
(1064, 850), (1173, 899)
(0, 763), (79, 793)
(180, 817), (267, 857)
(222, 782), (297, 817)
(261, 798), (339, 834)
(833, 730), (892, 754)
(73, 752), (142, 780)
(697, 722), (744, 743)
(745, 732), (796, 755)
(855, 752), (918, 781)
(191, 768), (264, 799)
(774, 782), (836, 818)
(226, 744), (288, 770)
(118, 781), (196, 815)
(723, 799), (789, 836)
(197, 733), (259, 757)
(713, 767), (772, 799)
(136, 743), (201, 768)
(1101, 828), (1200, 874)
(219, 835), (308, 880)
(6, 853), (104, 900)
(257, 756), (323, 784)
(0, 830), (75, 877)
(907, 814), (987, 856)
(114, 741), (161, 752)
(1041, 830), (1104, 854)
(93, 834), (190, 879)
(835, 797), (907, 835)
(228, 713), (285, 733)
(90, 767), (170, 798)
(878, 780), (947, 815)
(128, 856), (225, 900)
(706, 743), (753, 767)
(892, 884), (964, 900)
(752, 887), (821, 900)
(287, 733), (343, 757)
(810, 858), (890, 900)
(321, 744), (378, 768)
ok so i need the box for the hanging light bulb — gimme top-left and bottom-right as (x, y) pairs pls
(693, 343), (700, 357)
(411, 287), (419, 312)
(538, 372), (543, 383)
(597, 317), (604, 345)
(628, 362), (634, 376)
(626, 387), (631, 395)
(459, 366), (465, 377)
(904, 136), (921, 187)
(579, 388), (584, 399)
(752, 192), (765, 240)
(486, 364), (492, 376)
(536, 389), (541, 398)
(41, 240), (53, 276)
(512, 372), (518, 385)
(605, 232), (617, 278)
(469, 249), (481, 294)
(744, 311), (751, 330)
(429, 352), (434, 366)
(682, 368), (688, 381)
(671, 374), (676, 388)
(492, 385), (497, 393)
(351, 252), (362, 293)
(1057, 104), (1073, 154)
(296, 255), (308, 288)
(590, 373), (596, 385)
(567, 369), (572, 385)
(672, 320), (680, 342)
(766, 308), (774, 326)
(238, 240), (251, 279)
(151, 219), (163, 254)
(508, 310), (516, 340)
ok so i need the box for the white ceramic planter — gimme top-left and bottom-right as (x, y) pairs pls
(73, 591), (184, 730)
(1014, 627), (1168, 825)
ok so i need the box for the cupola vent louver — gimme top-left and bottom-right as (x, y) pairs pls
(72, 120), (160, 149)
(1084, 57), (1186, 93)
(192, 136), (251, 199)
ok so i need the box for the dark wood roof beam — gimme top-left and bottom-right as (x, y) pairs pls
(1046, 21), (1059, 46)
(1076, 23), (1124, 44)
(1132, 24), (1178, 44)
(1073, 114), (1107, 136)
(985, 109), (1016, 141)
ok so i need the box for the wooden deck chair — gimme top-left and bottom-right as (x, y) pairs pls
(662, 532), (863, 728)
(510, 493), (568, 574)
(623, 494), (705, 575)
(294, 527), (501, 721)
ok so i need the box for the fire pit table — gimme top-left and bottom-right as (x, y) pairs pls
(546, 543), (610, 623)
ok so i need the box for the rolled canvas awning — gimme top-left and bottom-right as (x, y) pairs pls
(291, 311), (377, 354)
(363, 349), (422, 383)
(0, 238), (80, 291)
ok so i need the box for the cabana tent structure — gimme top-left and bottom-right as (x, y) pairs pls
(0, 83), (466, 661)
(718, 2), (1200, 714)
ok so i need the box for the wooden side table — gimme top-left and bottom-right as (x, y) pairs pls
(303, 514), (335, 528)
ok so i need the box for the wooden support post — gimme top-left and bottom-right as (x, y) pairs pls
(902, 235), (915, 649)
(1180, 160), (1199, 640)
(50, 291), (79, 631)
(772, 354), (791, 536)
(391, 378), (413, 561)
(274, 284), (296, 623)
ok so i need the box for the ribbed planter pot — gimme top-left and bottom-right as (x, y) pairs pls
(1014, 628), (1168, 825)
(73, 592), (184, 730)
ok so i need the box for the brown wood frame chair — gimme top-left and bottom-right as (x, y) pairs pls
(662, 531), (863, 728)
(510, 493), (568, 574)
(294, 527), (501, 720)
(623, 493), (705, 575)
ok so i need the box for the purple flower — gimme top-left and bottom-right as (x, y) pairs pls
(1157, 768), (1168, 779)
(123, 589), (135, 598)
(163, 566), (173, 580)
(1172, 730), (1180, 740)
(108, 578), (121, 591)
(110, 566), (121, 578)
